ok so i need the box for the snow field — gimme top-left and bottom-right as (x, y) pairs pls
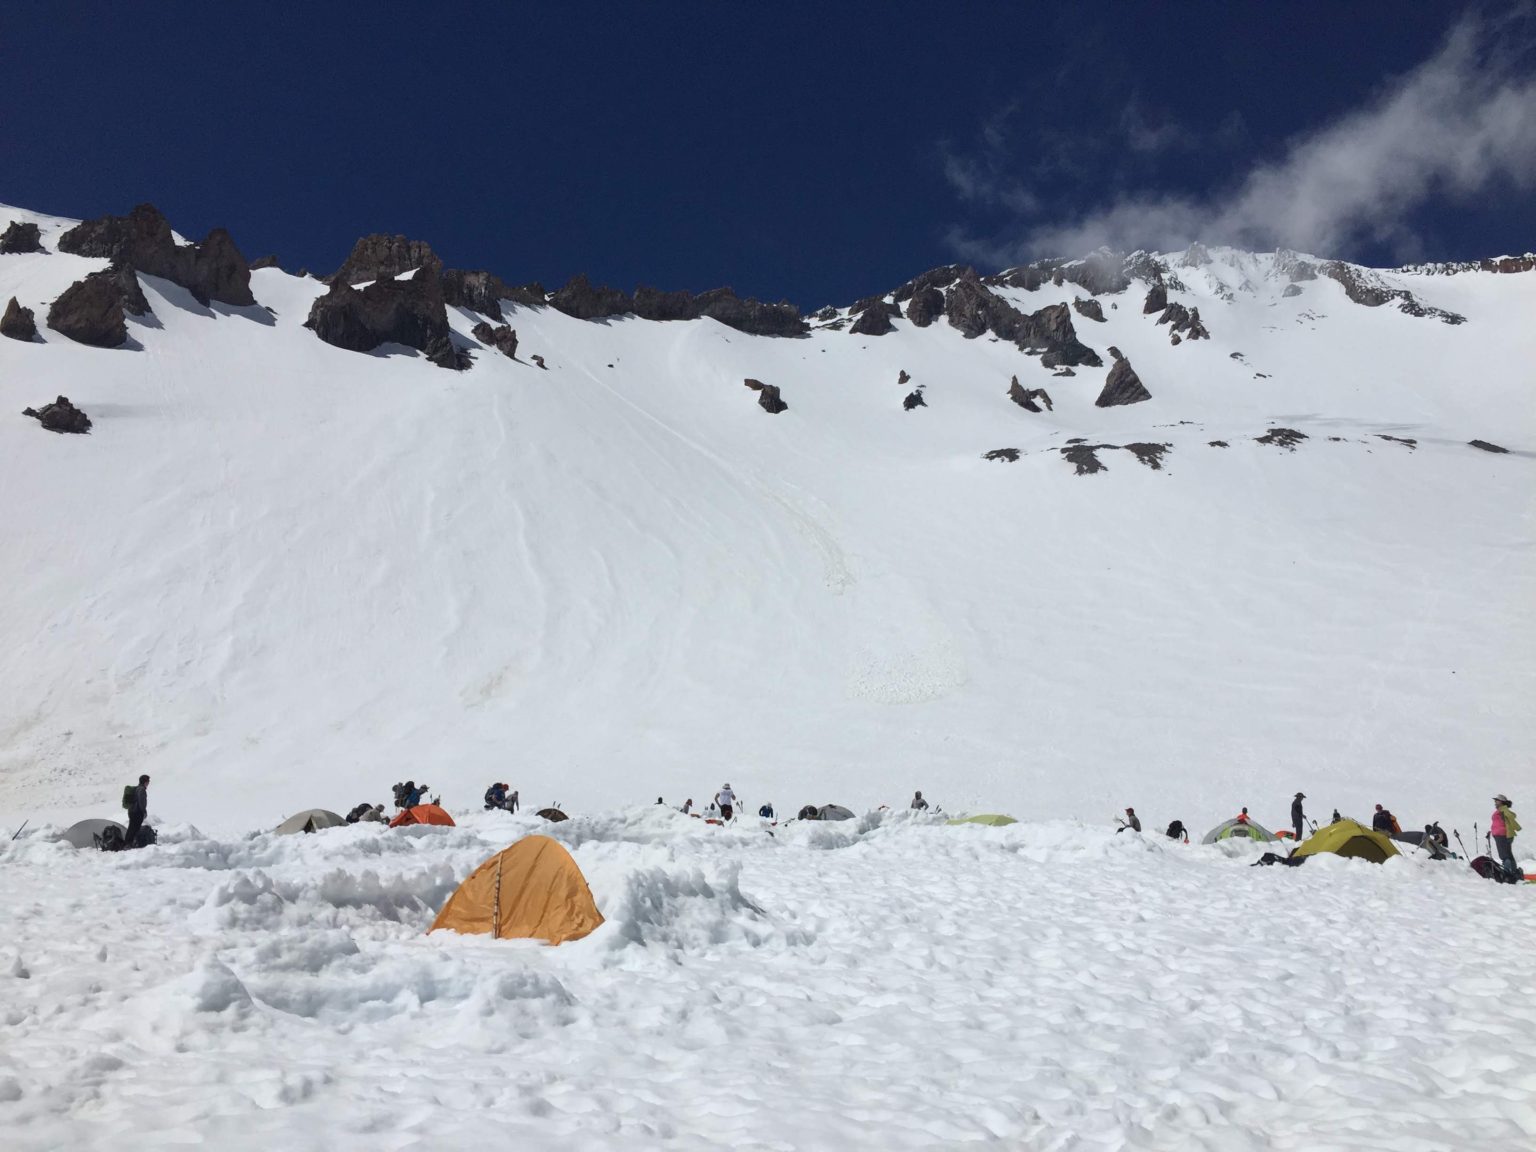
(3, 810), (1534, 1150)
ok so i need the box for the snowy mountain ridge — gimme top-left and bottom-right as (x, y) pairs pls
(1, 199), (1532, 835)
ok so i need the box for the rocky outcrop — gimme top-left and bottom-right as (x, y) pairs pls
(1095, 347), (1151, 407)
(987, 250), (1131, 296)
(304, 263), (467, 369)
(0, 221), (44, 254)
(903, 389), (926, 410)
(1469, 439), (1508, 453)
(1142, 279), (1167, 314)
(905, 286), (945, 328)
(442, 269), (547, 318)
(1060, 442), (1107, 474)
(941, 277), (1101, 367)
(850, 299), (899, 336)
(897, 370), (910, 385)
(46, 268), (150, 347)
(1274, 251), (1318, 282)
(892, 265), (971, 302)
(1007, 376), (1053, 412)
(1, 297), (37, 341)
(552, 276), (806, 335)
(983, 448), (1020, 463)
(1157, 302), (1210, 340)
(1321, 262), (1465, 324)
(1072, 297), (1105, 322)
(249, 254), (281, 271)
(1255, 427), (1307, 450)
(57, 203), (254, 307)
(693, 289), (806, 336)
(329, 234), (442, 285)
(1282, 283), (1303, 298)
(471, 322), (518, 358)
(743, 378), (787, 414)
(23, 395), (91, 433)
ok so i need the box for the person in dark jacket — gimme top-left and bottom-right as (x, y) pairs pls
(1371, 804), (1398, 835)
(1291, 792), (1306, 841)
(910, 791), (929, 811)
(758, 802), (774, 819)
(484, 782), (508, 810)
(123, 774), (149, 848)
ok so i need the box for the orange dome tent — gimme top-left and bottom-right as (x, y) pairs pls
(429, 835), (603, 945)
(390, 803), (456, 828)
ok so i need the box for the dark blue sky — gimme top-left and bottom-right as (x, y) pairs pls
(4, 1), (1531, 307)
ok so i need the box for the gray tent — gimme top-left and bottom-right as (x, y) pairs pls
(274, 808), (346, 835)
(1202, 816), (1278, 844)
(58, 818), (125, 849)
(817, 804), (855, 822)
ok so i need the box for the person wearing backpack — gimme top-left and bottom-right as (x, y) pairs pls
(122, 774), (149, 849)
(1491, 794), (1521, 881)
(1291, 792), (1307, 841)
(484, 782), (508, 810)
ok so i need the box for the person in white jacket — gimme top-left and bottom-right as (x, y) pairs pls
(715, 784), (737, 821)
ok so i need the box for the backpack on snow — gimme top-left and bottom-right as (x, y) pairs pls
(1471, 855), (1518, 884)
(97, 825), (125, 851)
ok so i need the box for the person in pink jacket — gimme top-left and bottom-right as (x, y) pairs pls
(1491, 794), (1522, 881)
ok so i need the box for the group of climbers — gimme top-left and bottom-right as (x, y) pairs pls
(483, 782), (520, 812)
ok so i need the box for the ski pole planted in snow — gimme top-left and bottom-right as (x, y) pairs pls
(9, 819), (28, 841)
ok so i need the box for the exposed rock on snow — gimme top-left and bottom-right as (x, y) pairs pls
(1072, 297), (1105, 322)
(1468, 439), (1509, 453)
(470, 321), (518, 358)
(304, 265), (467, 370)
(1256, 427), (1308, 450)
(1094, 348), (1151, 408)
(1209, 440), (1230, 448)
(330, 234), (442, 285)
(941, 276), (1101, 367)
(531, 354), (547, 369)
(1157, 302), (1210, 341)
(897, 369), (910, 385)
(46, 268), (148, 347)
(0, 220), (43, 254)
(1142, 279), (1167, 314)
(1060, 442), (1108, 474)
(743, 378), (787, 413)
(988, 250), (1131, 296)
(1125, 442), (1172, 469)
(553, 277), (807, 336)
(1282, 283), (1304, 297)
(904, 285), (945, 328)
(1007, 376), (1053, 412)
(891, 264), (971, 303)
(903, 389), (926, 410)
(22, 395), (91, 433)
(982, 448), (1019, 462)
(248, 255), (282, 271)
(441, 269), (516, 320)
(1, 296), (37, 341)
(1377, 434), (1417, 449)
(849, 298), (900, 336)
(57, 203), (255, 307)
(1321, 262), (1465, 324)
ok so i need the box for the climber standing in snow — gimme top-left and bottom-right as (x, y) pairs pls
(910, 790), (929, 811)
(122, 774), (149, 848)
(1491, 794), (1521, 881)
(1117, 807), (1141, 833)
(715, 783), (736, 822)
(758, 801), (774, 819)
(1291, 792), (1307, 841)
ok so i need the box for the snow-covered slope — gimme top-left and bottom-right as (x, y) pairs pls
(2, 204), (1532, 835)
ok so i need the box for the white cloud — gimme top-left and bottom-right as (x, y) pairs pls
(955, 14), (1536, 262)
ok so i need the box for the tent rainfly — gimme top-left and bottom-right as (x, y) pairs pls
(430, 835), (603, 944)
(390, 804), (456, 828)
(1202, 817), (1278, 844)
(274, 809), (346, 835)
(58, 818), (125, 849)
(537, 808), (568, 823)
(947, 814), (1018, 827)
(1291, 819), (1399, 864)
(817, 805), (855, 821)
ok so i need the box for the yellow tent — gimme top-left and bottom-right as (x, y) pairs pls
(429, 835), (604, 944)
(1291, 819), (1399, 864)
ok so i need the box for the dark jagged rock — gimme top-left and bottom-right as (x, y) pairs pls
(329, 234), (442, 285)
(57, 203), (255, 307)
(1255, 427), (1308, 450)
(633, 284), (696, 321)
(1209, 440), (1229, 448)
(694, 288), (807, 336)
(23, 395), (91, 433)
(305, 263), (465, 369)
(905, 285), (945, 328)
(1052, 367), (1076, 377)
(1072, 297), (1105, 322)
(1321, 262), (1465, 324)
(1468, 439), (1508, 453)
(1157, 301), (1210, 340)
(892, 264), (971, 303)
(1, 297), (37, 341)
(1142, 279), (1167, 314)
(809, 305), (840, 323)
(897, 369), (910, 385)
(989, 250), (1131, 296)
(555, 277), (807, 335)
(47, 270), (137, 347)
(1095, 348), (1151, 407)
(743, 378), (787, 414)
(1007, 376), (1053, 412)
(441, 269), (515, 320)
(108, 261), (151, 316)
(249, 254), (281, 271)
(1376, 434), (1417, 449)
(903, 389), (926, 410)
(983, 448), (1020, 463)
(1060, 443), (1109, 474)
(0, 220), (44, 254)
(531, 354), (547, 369)
(1124, 442), (1172, 470)
(850, 299), (898, 336)
(1282, 283), (1304, 298)
(941, 278), (1101, 367)
(471, 321), (518, 358)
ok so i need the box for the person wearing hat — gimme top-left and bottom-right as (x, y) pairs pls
(1491, 794), (1521, 881)
(1291, 792), (1307, 841)
(715, 783), (736, 823)
(1116, 807), (1141, 833)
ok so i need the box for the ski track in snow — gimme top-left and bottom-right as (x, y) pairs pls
(2, 809), (1535, 1151)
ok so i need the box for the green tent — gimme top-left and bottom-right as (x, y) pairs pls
(1291, 819), (1398, 864)
(946, 814), (1018, 826)
(1202, 817), (1277, 844)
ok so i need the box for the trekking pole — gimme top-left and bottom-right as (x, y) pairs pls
(1455, 830), (1473, 862)
(9, 819), (28, 841)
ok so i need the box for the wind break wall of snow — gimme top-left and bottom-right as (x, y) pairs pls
(1, 205), (1533, 834)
